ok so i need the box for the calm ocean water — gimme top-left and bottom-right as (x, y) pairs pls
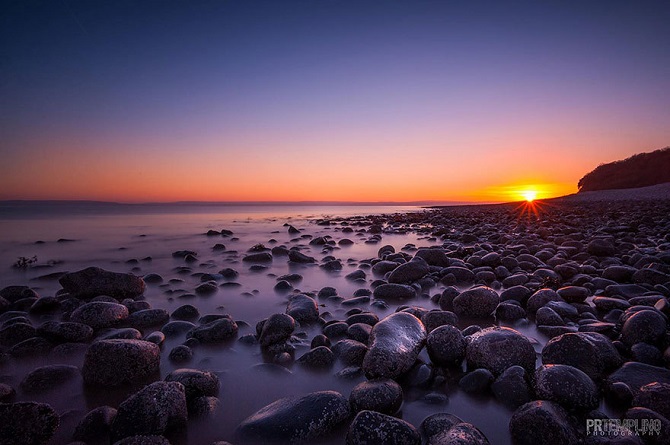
(0, 202), (524, 444)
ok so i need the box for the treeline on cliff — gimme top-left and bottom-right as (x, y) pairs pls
(578, 147), (670, 192)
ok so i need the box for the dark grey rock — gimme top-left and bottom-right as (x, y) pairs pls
(371, 260), (399, 275)
(536, 307), (565, 326)
(607, 362), (670, 398)
(162, 321), (196, 337)
(332, 339), (367, 366)
(526, 288), (563, 314)
(541, 332), (622, 380)
(165, 368), (220, 402)
(491, 365), (533, 408)
(0, 402), (59, 445)
(373, 283), (416, 301)
(362, 312), (427, 379)
(110, 381), (187, 442)
(465, 327), (536, 375)
(242, 252), (273, 263)
(495, 301), (527, 321)
(259, 313), (295, 347)
(112, 435), (171, 445)
(288, 250), (316, 263)
(0, 322), (37, 347)
(426, 324), (466, 367)
(0, 286), (39, 303)
(171, 304), (199, 321)
(187, 317), (238, 343)
(169, 345), (193, 363)
(347, 323), (372, 344)
(534, 364), (599, 410)
(70, 302), (129, 330)
(452, 287), (499, 318)
(38, 321), (93, 343)
(9, 337), (54, 357)
(83, 339), (160, 386)
(59, 267), (145, 300)
(633, 382), (670, 420)
(459, 368), (494, 393)
(73, 405), (117, 443)
(509, 400), (578, 445)
(127, 309), (170, 328)
(297, 346), (334, 369)
(237, 390), (350, 443)
(20, 364), (80, 393)
(620, 309), (666, 346)
(388, 258), (430, 284)
(428, 422), (490, 445)
(415, 248), (450, 267)
(286, 294), (319, 324)
(346, 410), (420, 445)
(0, 384), (15, 403)
(421, 310), (458, 332)
(349, 379), (403, 414)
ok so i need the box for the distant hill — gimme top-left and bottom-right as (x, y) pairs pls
(578, 147), (670, 192)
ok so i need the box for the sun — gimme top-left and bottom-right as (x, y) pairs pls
(521, 190), (537, 202)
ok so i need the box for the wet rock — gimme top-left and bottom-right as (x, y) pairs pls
(603, 265), (637, 283)
(623, 407), (670, 445)
(169, 345), (193, 363)
(345, 270), (366, 281)
(346, 410), (420, 445)
(415, 248), (450, 267)
(242, 252), (273, 263)
(509, 400), (578, 445)
(526, 288), (563, 314)
(421, 413), (463, 439)
(237, 390), (350, 443)
(452, 286), (499, 318)
(311, 334), (330, 349)
(323, 321), (349, 338)
(534, 364), (599, 410)
(541, 332), (622, 380)
(371, 260), (399, 275)
(110, 381), (187, 442)
(20, 364), (80, 393)
(459, 368), (494, 393)
(421, 310), (458, 332)
(556, 286), (590, 303)
(113, 435), (172, 444)
(0, 402), (59, 445)
(286, 294), (319, 324)
(73, 406), (118, 443)
(59, 267), (145, 300)
(9, 337), (54, 357)
(171, 304), (199, 321)
(587, 239), (616, 257)
(362, 312), (427, 379)
(428, 422), (490, 445)
(97, 327), (143, 341)
(38, 321), (92, 344)
(620, 309), (666, 346)
(143, 273), (164, 284)
(144, 331), (165, 346)
(83, 339), (160, 386)
(127, 309), (170, 328)
(162, 321), (196, 337)
(426, 324), (466, 367)
(373, 283), (416, 301)
(187, 317), (238, 343)
(633, 382), (670, 420)
(296, 346), (334, 369)
(288, 250), (316, 264)
(495, 301), (527, 321)
(346, 312), (379, 326)
(388, 258), (430, 284)
(536, 307), (565, 326)
(0, 322), (37, 347)
(0, 286), (38, 303)
(0, 384), (15, 402)
(29, 296), (61, 314)
(349, 379), (403, 414)
(70, 302), (129, 330)
(259, 314), (295, 347)
(633, 268), (670, 286)
(607, 362), (670, 398)
(491, 365), (533, 408)
(189, 396), (219, 417)
(332, 339), (367, 366)
(165, 368), (220, 402)
(465, 327), (536, 375)
(442, 266), (476, 286)
(347, 323), (372, 344)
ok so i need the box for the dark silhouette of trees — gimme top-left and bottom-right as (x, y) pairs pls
(578, 147), (670, 192)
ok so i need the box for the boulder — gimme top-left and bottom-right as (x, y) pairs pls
(37, 321), (93, 343)
(110, 381), (187, 442)
(387, 258), (430, 284)
(426, 324), (466, 367)
(286, 294), (319, 324)
(59, 267), (145, 300)
(534, 364), (599, 411)
(541, 332), (622, 380)
(509, 400), (578, 445)
(606, 362), (670, 398)
(70, 302), (129, 330)
(83, 339), (160, 386)
(346, 410), (420, 445)
(236, 391), (350, 443)
(452, 287), (499, 318)
(164, 368), (220, 402)
(362, 312), (427, 379)
(373, 283), (416, 301)
(73, 405), (117, 443)
(259, 313), (295, 347)
(465, 327), (536, 375)
(20, 364), (80, 394)
(349, 379), (403, 414)
(0, 402), (59, 445)
(187, 317), (238, 343)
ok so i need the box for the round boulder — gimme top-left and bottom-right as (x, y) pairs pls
(83, 339), (160, 386)
(452, 287), (499, 318)
(534, 364), (600, 411)
(466, 327), (536, 375)
(349, 379), (403, 415)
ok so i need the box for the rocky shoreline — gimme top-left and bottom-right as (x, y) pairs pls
(1, 196), (670, 444)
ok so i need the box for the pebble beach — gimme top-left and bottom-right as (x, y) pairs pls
(1, 188), (670, 445)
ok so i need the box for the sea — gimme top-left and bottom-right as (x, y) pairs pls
(0, 201), (530, 444)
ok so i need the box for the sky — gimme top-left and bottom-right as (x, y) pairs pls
(1, 0), (669, 203)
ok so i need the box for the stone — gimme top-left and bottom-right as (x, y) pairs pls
(426, 324), (466, 367)
(534, 364), (599, 410)
(372, 260), (400, 275)
(491, 365), (533, 408)
(37, 321), (93, 343)
(288, 250), (316, 263)
(429, 422), (490, 445)
(162, 321), (196, 337)
(607, 362), (670, 399)
(296, 346), (334, 369)
(452, 287), (499, 318)
(0, 402), (59, 445)
(509, 400), (578, 445)
(127, 309), (170, 328)
(110, 381), (187, 442)
(536, 307), (564, 326)
(495, 301), (527, 321)
(421, 310), (458, 332)
(165, 368), (220, 402)
(171, 304), (199, 321)
(0, 323), (37, 347)
(587, 239), (616, 257)
(362, 312), (427, 379)
(526, 288), (563, 314)
(346, 410), (420, 445)
(83, 339), (160, 386)
(169, 345), (193, 363)
(20, 364), (80, 393)
(373, 283), (416, 301)
(349, 379), (403, 414)
(242, 252), (273, 263)
(259, 313), (295, 347)
(465, 327), (536, 375)
(59, 267), (145, 300)
(187, 317), (238, 343)
(541, 331), (621, 380)
(414, 248), (450, 267)
(620, 309), (666, 346)
(459, 368), (495, 393)
(633, 382), (670, 420)
(73, 406), (118, 443)
(332, 339), (368, 367)
(70, 302), (129, 330)
(113, 435), (171, 445)
(0, 286), (38, 303)
(236, 391), (350, 443)
(387, 258), (430, 284)
(286, 294), (319, 324)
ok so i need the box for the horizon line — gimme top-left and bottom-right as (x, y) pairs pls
(0, 198), (493, 206)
